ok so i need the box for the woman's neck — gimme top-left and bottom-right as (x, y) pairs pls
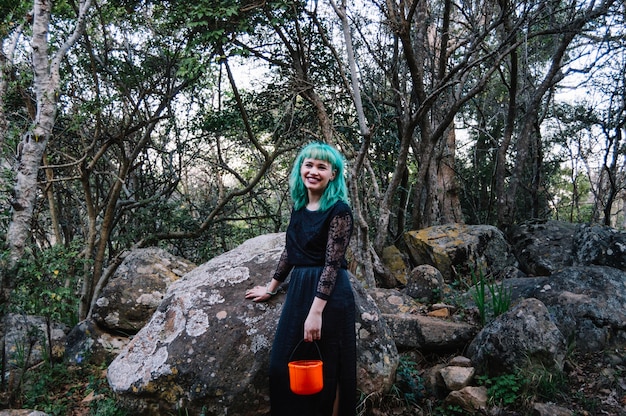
(306, 192), (321, 211)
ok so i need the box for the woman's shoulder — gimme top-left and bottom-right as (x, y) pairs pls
(330, 200), (352, 216)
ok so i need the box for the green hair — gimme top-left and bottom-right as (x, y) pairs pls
(289, 142), (349, 211)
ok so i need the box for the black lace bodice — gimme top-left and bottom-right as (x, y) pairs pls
(272, 201), (353, 299)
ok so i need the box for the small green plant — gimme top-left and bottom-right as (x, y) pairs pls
(472, 268), (487, 325)
(573, 389), (600, 413)
(91, 398), (129, 416)
(471, 267), (512, 325)
(524, 362), (567, 402)
(18, 360), (128, 415)
(489, 278), (512, 318)
(433, 403), (469, 415)
(477, 371), (527, 407)
(394, 355), (425, 407)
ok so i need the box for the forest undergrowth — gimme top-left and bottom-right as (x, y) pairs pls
(2, 345), (625, 416)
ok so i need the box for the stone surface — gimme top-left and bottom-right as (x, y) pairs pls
(91, 247), (196, 334)
(106, 233), (398, 416)
(504, 265), (626, 352)
(4, 313), (68, 368)
(574, 223), (626, 270)
(404, 223), (517, 281)
(443, 385), (487, 413)
(381, 245), (410, 286)
(65, 318), (130, 364)
(404, 264), (444, 303)
(439, 365), (475, 391)
(382, 312), (477, 350)
(532, 402), (574, 416)
(507, 219), (578, 276)
(467, 298), (566, 377)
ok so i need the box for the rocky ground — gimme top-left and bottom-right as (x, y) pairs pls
(362, 345), (626, 416)
(2, 343), (625, 416)
(562, 348), (626, 416)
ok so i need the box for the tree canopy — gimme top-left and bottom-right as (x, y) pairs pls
(0, 0), (624, 324)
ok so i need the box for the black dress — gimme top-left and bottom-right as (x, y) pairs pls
(269, 201), (356, 416)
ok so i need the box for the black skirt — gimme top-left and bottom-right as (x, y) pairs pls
(269, 266), (357, 416)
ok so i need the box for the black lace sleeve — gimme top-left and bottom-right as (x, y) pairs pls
(316, 210), (353, 299)
(271, 248), (292, 282)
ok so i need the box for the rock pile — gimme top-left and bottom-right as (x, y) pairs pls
(10, 219), (625, 415)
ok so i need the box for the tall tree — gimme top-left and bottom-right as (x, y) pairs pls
(495, 0), (620, 227)
(3, 0), (92, 301)
(0, 4), (28, 147)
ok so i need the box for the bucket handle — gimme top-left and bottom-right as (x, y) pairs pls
(289, 339), (322, 362)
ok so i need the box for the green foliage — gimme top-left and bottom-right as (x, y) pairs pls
(392, 356), (425, 407)
(18, 361), (128, 415)
(477, 364), (567, 411)
(87, 367), (130, 416)
(433, 403), (470, 415)
(0, 1), (31, 37)
(477, 372), (527, 407)
(548, 167), (594, 223)
(490, 278), (512, 319)
(573, 390), (600, 413)
(472, 268), (487, 326)
(523, 362), (568, 402)
(471, 268), (512, 326)
(91, 399), (129, 416)
(22, 363), (72, 414)
(11, 242), (90, 328)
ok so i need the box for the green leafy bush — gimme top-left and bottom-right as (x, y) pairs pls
(393, 356), (426, 407)
(477, 372), (527, 407)
(11, 242), (90, 328)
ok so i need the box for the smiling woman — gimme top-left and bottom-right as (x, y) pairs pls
(300, 158), (336, 210)
(245, 142), (356, 416)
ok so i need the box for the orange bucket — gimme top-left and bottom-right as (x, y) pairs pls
(288, 340), (323, 395)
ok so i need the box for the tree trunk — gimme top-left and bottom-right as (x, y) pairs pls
(411, 126), (463, 229)
(495, 0), (613, 226)
(601, 126), (622, 226)
(0, 23), (24, 146)
(7, 1), (56, 269)
(3, 0), (92, 347)
(438, 127), (463, 223)
(43, 154), (63, 245)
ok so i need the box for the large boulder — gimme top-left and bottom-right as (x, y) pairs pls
(507, 219), (578, 275)
(508, 220), (626, 276)
(91, 247), (196, 334)
(107, 233), (398, 416)
(573, 223), (626, 270)
(66, 248), (196, 365)
(403, 264), (445, 303)
(467, 298), (566, 377)
(504, 265), (626, 351)
(404, 223), (517, 281)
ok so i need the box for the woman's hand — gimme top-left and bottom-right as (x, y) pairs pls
(304, 310), (323, 342)
(245, 285), (272, 302)
(304, 297), (327, 342)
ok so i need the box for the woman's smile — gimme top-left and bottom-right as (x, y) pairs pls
(301, 158), (335, 194)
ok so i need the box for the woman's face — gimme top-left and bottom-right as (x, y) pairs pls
(300, 158), (336, 195)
